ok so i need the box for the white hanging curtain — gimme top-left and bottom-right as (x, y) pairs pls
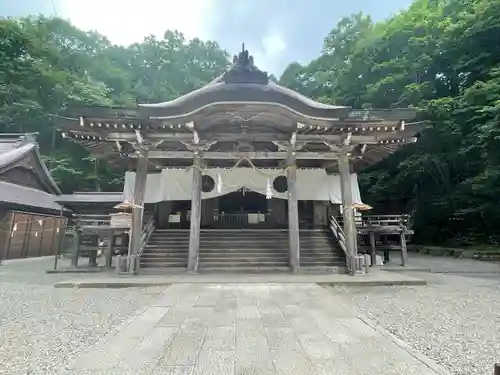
(123, 168), (363, 204)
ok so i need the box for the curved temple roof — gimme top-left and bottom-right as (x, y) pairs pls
(55, 48), (424, 172)
(138, 48), (351, 121)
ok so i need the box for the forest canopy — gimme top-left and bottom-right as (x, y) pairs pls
(1, 0), (500, 245)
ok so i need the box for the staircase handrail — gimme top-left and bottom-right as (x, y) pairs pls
(329, 216), (347, 255)
(139, 215), (155, 255)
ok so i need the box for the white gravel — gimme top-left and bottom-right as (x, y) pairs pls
(0, 258), (166, 375)
(331, 258), (500, 375)
(2, 254), (499, 375)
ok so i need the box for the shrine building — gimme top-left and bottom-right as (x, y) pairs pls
(56, 48), (424, 275)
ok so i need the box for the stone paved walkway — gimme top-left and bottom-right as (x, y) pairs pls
(69, 283), (449, 375)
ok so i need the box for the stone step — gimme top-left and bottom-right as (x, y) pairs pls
(199, 253), (336, 258)
(147, 243), (335, 248)
(155, 229), (328, 232)
(141, 228), (344, 270)
(197, 266), (291, 273)
(148, 237), (332, 243)
(140, 260), (344, 268)
(140, 267), (187, 274)
(149, 238), (332, 243)
(141, 255), (187, 261)
(145, 242), (338, 248)
(140, 261), (187, 268)
(199, 261), (290, 267)
(144, 249), (339, 255)
(151, 230), (329, 235)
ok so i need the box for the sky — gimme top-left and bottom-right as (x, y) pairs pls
(1, 0), (412, 75)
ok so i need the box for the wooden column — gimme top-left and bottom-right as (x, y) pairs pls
(400, 230), (408, 266)
(187, 151), (202, 272)
(88, 248), (98, 267)
(369, 231), (377, 267)
(105, 234), (114, 268)
(70, 229), (80, 267)
(338, 148), (357, 275)
(287, 150), (300, 272)
(128, 148), (149, 273)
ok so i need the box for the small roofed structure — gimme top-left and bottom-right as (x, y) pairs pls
(55, 47), (426, 275)
(56, 192), (123, 212)
(0, 134), (67, 261)
(54, 192), (128, 268)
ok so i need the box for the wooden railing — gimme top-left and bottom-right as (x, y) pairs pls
(74, 214), (111, 228)
(330, 215), (354, 274)
(329, 216), (347, 254)
(364, 214), (409, 228)
(335, 214), (410, 229)
(139, 215), (155, 255)
(215, 213), (270, 229)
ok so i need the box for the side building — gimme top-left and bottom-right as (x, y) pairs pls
(0, 134), (66, 260)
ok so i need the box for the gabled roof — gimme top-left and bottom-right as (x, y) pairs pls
(0, 134), (65, 212)
(138, 48), (351, 121)
(0, 135), (61, 195)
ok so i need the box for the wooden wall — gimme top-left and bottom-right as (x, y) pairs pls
(0, 210), (66, 260)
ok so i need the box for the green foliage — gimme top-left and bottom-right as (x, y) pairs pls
(0, 16), (230, 194)
(3, 1), (500, 245)
(278, 0), (500, 245)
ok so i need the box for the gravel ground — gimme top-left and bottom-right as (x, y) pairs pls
(331, 256), (500, 375)
(0, 258), (166, 375)
(2, 254), (499, 375)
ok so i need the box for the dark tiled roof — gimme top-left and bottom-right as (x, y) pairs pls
(0, 140), (61, 195)
(0, 134), (64, 211)
(137, 49), (350, 120)
(0, 139), (22, 154)
(0, 180), (64, 212)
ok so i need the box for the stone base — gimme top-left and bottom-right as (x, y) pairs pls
(53, 270), (426, 288)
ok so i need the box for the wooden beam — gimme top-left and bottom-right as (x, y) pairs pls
(133, 151), (339, 160)
(84, 132), (419, 145)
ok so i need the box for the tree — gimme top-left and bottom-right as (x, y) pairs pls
(279, 0), (500, 245)
(1, 16), (230, 194)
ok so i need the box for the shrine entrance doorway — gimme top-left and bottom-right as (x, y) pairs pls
(216, 190), (270, 229)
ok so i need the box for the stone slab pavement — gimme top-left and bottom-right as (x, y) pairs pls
(67, 283), (450, 375)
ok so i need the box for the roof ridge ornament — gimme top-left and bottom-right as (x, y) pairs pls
(224, 43), (269, 85)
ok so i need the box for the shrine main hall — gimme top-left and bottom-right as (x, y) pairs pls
(56, 49), (424, 275)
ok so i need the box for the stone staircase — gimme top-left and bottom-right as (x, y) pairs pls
(140, 229), (346, 273)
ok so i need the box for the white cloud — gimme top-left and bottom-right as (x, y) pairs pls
(56, 0), (213, 45)
(254, 31), (287, 74)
